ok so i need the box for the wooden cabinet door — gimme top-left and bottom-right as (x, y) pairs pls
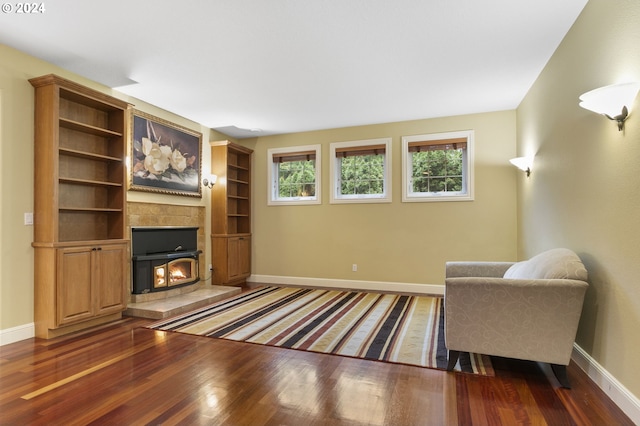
(227, 237), (241, 280)
(227, 236), (251, 280)
(56, 243), (126, 326)
(94, 243), (127, 316)
(238, 236), (251, 277)
(57, 246), (94, 326)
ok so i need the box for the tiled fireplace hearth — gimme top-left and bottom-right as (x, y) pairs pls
(124, 202), (240, 319)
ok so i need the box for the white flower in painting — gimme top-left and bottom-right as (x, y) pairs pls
(170, 149), (187, 172)
(142, 137), (171, 175)
(141, 137), (154, 156)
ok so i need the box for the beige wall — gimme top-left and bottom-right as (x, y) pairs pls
(0, 45), (211, 331)
(0, 43), (518, 331)
(517, 0), (640, 397)
(249, 111), (518, 286)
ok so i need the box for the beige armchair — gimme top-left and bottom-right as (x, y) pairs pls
(444, 248), (588, 388)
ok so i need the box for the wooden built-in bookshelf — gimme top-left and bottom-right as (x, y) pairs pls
(30, 74), (130, 338)
(210, 141), (253, 284)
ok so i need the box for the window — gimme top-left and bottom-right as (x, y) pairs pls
(402, 130), (474, 202)
(330, 138), (392, 204)
(267, 145), (321, 205)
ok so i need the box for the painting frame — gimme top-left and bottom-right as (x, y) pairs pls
(130, 109), (203, 198)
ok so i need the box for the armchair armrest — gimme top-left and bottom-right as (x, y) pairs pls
(445, 261), (515, 279)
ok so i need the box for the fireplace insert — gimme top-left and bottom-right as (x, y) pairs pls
(131, 227), (202, 294)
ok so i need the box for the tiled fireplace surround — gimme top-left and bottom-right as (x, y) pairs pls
(125, 202), (240, 318)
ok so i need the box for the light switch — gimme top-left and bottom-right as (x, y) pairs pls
(24, 212), (33, 225)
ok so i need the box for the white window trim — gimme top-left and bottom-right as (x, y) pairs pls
(267, 144), (321, 206)
(329, 138), (392, 204)
(401, 130), (474, 203)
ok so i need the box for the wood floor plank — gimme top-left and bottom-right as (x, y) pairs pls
(0, 316), (634, 425)
(21, 340), (156, 400)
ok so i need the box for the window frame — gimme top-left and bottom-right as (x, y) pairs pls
(267, 144), (322, 206)
(329, 137), (392, 204)
(401, 130), (474, 203)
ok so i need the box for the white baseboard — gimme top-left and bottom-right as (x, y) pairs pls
(0, 322), (35, 346)
(572, 344), (640, 424)
(248, 274), (444, 295)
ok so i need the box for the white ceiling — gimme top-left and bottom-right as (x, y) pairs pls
(1, 0), (588, 138)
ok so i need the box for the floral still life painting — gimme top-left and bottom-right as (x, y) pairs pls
(130, 110), (202, 197)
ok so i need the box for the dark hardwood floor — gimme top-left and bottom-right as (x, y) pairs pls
(0, 316), (632, 425)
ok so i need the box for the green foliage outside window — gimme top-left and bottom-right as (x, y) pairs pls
(411, 149), (463, 193)
(278, 160), (316, 197)
(339, 154), (384, 195)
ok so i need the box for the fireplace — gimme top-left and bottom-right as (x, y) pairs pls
(131, 227), (202, 294)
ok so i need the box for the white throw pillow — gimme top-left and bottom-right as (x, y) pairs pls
(503, 248), (588, 281)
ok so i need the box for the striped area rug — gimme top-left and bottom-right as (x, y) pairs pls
(147, 286), (493, 375)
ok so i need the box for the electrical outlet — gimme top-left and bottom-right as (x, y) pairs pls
(24, 212), (33, 225)
(352, 264), (357, 272)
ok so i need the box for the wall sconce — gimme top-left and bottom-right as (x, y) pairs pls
(202, 174), (217, 189)
(579, 82), (640, 131)
(509, 157), (532, 177)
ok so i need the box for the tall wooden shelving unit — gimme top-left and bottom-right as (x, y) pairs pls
(210, 141), (253, 285)
(30, 74), (130, 339)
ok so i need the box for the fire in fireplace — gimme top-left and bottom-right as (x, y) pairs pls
(154, 258), (197, 288)
(131, 227), (202, 294)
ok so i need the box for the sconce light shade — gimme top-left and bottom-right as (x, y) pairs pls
(509, 156), (532, 177)
(579, 82), (640, 131)
(202, 174), (217, 189)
